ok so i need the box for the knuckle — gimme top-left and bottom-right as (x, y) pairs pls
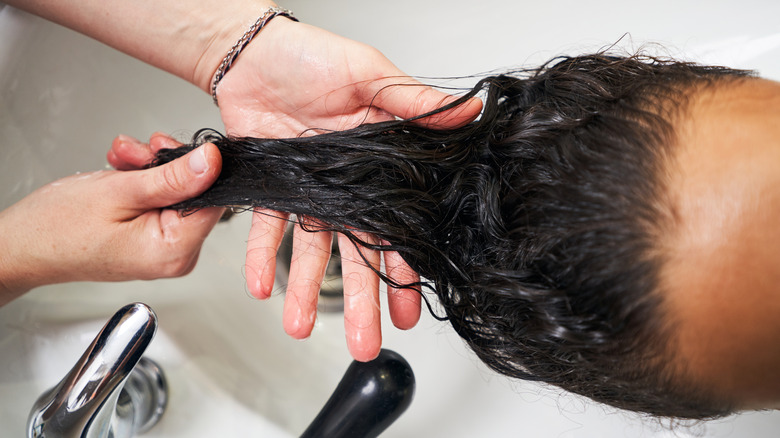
(161, 255), (195, 277)
(147, 249), (196, 279)
(153, 164), (186, 199)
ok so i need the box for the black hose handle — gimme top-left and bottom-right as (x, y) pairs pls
(301, 349), (416, 438)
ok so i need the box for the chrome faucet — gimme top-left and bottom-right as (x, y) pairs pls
(27, 302), (168, 438)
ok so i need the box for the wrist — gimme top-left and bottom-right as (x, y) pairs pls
(192, 1), (286, 94)
(0, 219), (38, 305)
(0, 195), (79, 304)
(207, 6), (298, 104)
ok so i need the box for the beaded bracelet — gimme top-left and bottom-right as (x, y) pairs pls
(210, 6), (298, 106)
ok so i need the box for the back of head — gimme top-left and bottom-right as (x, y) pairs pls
(441, 54), (750, 418)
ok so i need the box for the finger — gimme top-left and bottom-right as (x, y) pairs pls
(122, 143), (222, 210)
(108, 134), (155, 170)
(361, 74), (483, 129)
(338, 232), (382, 362)
(383, 245), (422, 330)
(149, 132), (184, 153)
(245, 209), (289, 299)
(283, 220), (332, 339)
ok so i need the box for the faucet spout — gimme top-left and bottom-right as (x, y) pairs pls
(28, 302), (167, 438)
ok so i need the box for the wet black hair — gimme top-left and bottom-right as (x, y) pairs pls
(153, 53), (752, 419)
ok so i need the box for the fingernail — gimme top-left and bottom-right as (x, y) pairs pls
(248, 263), (272, 299)
(117, 134), (139, 145)
(260, 260), (276, 295)
(152, 132), (178, 148)
(188, 145), (208, 174)
(252, 277), (266, 299)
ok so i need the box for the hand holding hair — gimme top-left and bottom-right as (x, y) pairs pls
(110, 132), (425, 362)
(5, 0), (481, 363)
(0, 139), (223, 306)
(211, 17), (481, 361)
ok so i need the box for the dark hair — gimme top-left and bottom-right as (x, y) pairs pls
(154, 54), (752, 418)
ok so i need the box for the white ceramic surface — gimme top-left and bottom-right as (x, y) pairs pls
(2, 1), (780, 436)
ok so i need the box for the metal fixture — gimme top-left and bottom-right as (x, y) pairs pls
(27, 303), (167, 438)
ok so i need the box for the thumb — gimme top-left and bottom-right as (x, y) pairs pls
(124, 143), (222, 210)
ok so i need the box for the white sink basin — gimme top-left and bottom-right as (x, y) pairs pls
(2, 3), (780, 437)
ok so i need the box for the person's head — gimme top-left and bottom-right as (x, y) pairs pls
(155, 53), (780, 419)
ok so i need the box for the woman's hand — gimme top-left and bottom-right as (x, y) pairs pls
(215, 19), (481, 135)
(2, 0), (481, 360)
(212, 19), (482, 361)
(0, 140), (223, 306)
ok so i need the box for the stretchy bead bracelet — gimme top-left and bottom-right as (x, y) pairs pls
(211, 6), (298, 106)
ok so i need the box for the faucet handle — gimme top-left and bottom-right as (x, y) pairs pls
(301, 349), (416, 438)
(27, 302), (167, 438)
